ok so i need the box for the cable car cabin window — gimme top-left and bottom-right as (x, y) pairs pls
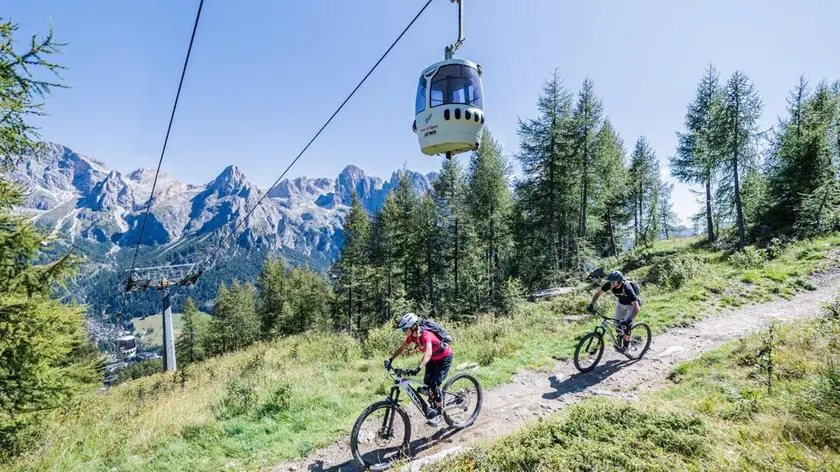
(430, 64), (483, 109)
(415, 76), (427, 114)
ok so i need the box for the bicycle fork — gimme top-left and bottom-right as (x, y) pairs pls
(380, 387), (401, 440)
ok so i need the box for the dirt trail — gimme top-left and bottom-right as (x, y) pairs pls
(273, 270), (840, 472)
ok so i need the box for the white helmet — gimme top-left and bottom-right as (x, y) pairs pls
(397, 312), (419, 331)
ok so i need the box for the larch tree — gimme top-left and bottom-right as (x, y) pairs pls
(0, 16), (100, 457)
(572, 78), (604, 239)
(466, 128), (513, 308)
(671, 63), (722, 242)
(716, 70), (763, 248)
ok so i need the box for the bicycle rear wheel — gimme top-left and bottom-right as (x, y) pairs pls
(625, 322), (652, 360)
(574, 331), (605, 373)
(441, 372), (482, 428)
(350, 400), (411, 471)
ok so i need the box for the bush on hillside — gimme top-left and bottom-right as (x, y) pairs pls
(647, 255), (708, 289)
(728, 246), (767, 269)
(500, 277), (527, 315)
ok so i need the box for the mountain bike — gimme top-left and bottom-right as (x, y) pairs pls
(573, 308), (652, 373)
(350, 365), (482, 471)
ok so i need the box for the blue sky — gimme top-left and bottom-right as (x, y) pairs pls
(8, 0), (840, 223)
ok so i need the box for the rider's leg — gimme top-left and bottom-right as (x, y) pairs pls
(614, 304), (633, 346)
(430, 354), (453, 410)
(424, 360), (442, 417)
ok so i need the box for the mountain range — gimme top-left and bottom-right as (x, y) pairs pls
(10, 142), (437, 318)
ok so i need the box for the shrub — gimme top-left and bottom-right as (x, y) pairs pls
(500, 277), (527, 315)
(728, 246), (767, 269)
(647, 255), (707, 289)
(362, 325), (404, 358)
(215, 378), (259, 419)
(257, 381), (293, 418)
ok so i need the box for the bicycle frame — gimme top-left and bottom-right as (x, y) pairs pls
(388, 376), (429, 413)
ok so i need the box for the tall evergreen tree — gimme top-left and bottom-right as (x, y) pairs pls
(413, 193), (444, 309)
(671, 64), (722, 242)
(466, 129), (513, 308)
(431, 158), (467, 311)
(515, 70), (577, 286)
(717, 71), (763, 248)
(330, 192), (371, 331)
(767, 79), (839, 232)
(591, 120), (630, 256)
(0, 16), (99, 457)
(629, 136), (660, 246)
(657, 181), (679, 239)
(572, 78), (604, 239)
(175, 298), (204, 364)
(209, 281), (259, 355)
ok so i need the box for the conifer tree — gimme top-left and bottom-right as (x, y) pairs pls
(175, 298), (204, 364)
(572, 78), (604, 239)
(0, 16), (99, 457)
(515, 70), (577, 286)
(413, 193), (443, 309)
(657, 181), (679, 239)
(716, 71), (763, 248)
(671, 64), (722, 242)
(591, 120), (630, 256)
(466, 129), (513, 307)
(330, 192), (370, 330)
(767, 79), (839, 231)
(431, 158), (467, 310)
(629, 136), (660, 246)
(210, 281), (259, 354)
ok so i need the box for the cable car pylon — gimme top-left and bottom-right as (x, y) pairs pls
(413, 0), (485, 160)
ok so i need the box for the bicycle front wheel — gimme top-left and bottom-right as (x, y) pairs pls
(625, 322), (652, 360)
(574, 331), (605, 373)
(442, 372), (482, 428)
(350, 400), (411, 471)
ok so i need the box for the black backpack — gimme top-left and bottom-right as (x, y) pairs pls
(420, 319), (453, 345)
(624, 279), (643, 306)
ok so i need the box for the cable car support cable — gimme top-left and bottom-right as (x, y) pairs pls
(191, 0), (435, 276)
(120, 0), (205, 317)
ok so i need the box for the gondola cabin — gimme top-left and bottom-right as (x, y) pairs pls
(117, 335), (137, 360)
(413, 58), (484, 157)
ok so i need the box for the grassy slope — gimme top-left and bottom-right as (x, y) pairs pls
(4, 235), (840, 471)
(132, 312), (212, 348)
(430, 298), (840, 472)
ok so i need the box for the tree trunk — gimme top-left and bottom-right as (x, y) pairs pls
(452, 178), (459, 302)
(733, 95), (746, 248)
(705, 167), (716, 242)
(606, 206), (617, 256)
(426, 239), (434, 307)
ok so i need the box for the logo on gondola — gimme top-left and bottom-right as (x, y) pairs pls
(425, 113), (433, 124)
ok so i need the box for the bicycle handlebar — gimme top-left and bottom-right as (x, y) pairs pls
(587, 307), (610, 320)
(386, 366), (418, 378)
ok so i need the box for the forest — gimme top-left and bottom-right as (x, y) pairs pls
(169, 64), (840, 364)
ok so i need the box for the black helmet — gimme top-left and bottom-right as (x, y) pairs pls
(606, 270), (624, 282)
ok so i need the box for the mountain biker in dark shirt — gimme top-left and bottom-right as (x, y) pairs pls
(384, 312), (452, 427)
(587, 270), (639, 347)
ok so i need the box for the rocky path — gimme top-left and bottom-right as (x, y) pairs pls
(273, 270), (840, 472)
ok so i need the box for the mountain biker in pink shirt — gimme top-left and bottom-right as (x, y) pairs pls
(384, 312), (452, 427)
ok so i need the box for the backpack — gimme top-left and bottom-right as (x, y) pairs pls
(624, 279), (643, 307)
(420, 319), (453, 345)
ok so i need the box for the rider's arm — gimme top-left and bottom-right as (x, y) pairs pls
(389, 340), (410, 361)
(419, 339), (433, 368)
(630, 300), (640, 319)
(590, 288), (603, 306)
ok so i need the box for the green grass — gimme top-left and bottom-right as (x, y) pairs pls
(429, 296), (840, 472)
(4, 234), (840, 471)
(132, 312), (211, 348)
